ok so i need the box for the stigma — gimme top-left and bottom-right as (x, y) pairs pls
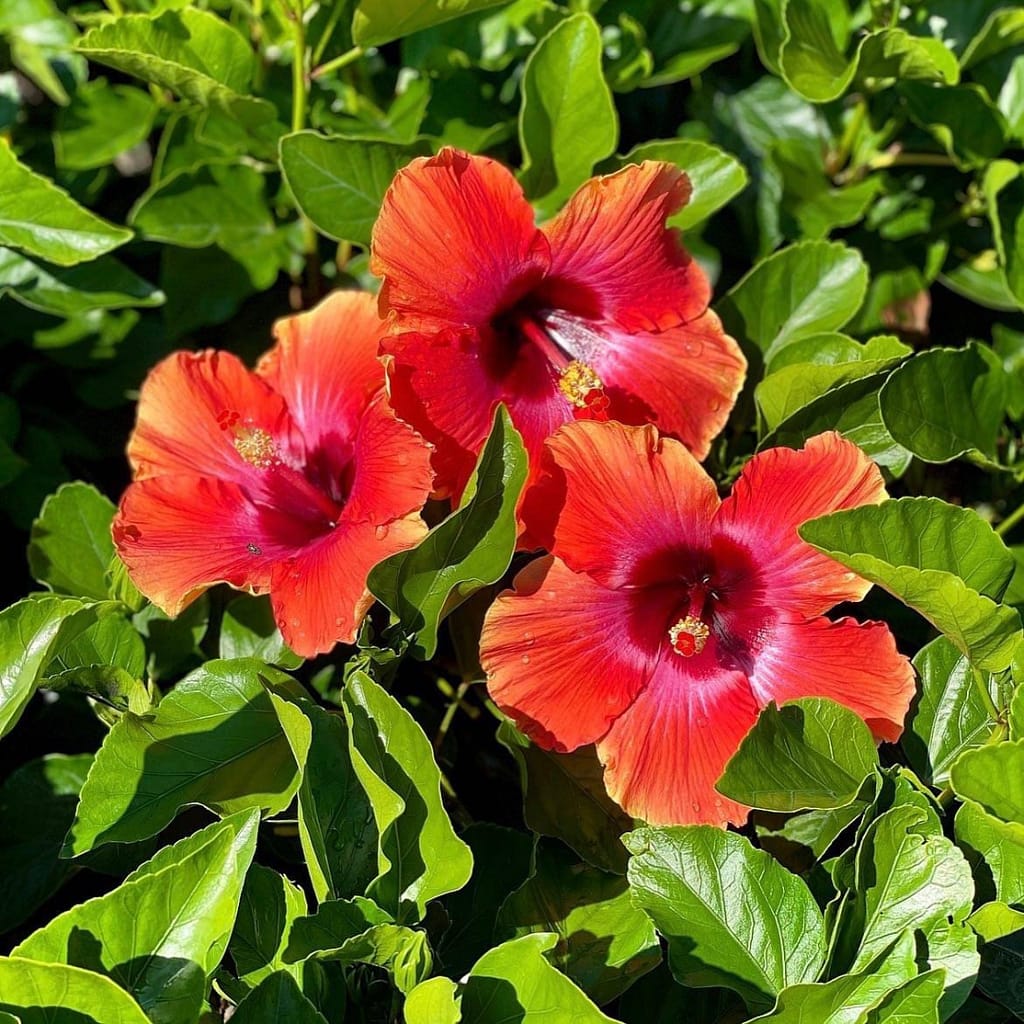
(669, 615), (710, 657)
(559, 360), (605, 409)
(233, 426), (278, 469)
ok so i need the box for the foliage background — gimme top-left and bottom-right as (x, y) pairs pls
(3, 0), (1024, 1021)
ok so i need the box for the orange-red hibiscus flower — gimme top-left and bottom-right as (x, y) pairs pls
(112, 291), (434, 659)
(371, 147), (747, 517)
(480, 423), (915, 826)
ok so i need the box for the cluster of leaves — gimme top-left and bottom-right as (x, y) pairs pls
(4, 0), (1024, 1021)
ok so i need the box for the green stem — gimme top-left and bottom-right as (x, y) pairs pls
(434, 680), (473, 752)
(311, 45), (365, 80)
(105, 0), (124, 15)
(311, 4), (351, 67)
(830, 97), (867, 175)
(997, 500), (1024, 538)
(867, 151), (956, 171)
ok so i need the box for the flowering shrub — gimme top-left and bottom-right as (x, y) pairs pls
(2, 1), (1024, 1022)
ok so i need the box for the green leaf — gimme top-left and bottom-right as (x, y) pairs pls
(961, 8), (1024, 68)
(231, 972), (327, 1024)
(283, 700), (377, 903)
(279, 132), (427, 247)
(718, 698), (879, 813)
(779, 3), (958, 104)
(0, 753), (91, 933)
(55, 80), (157, 171)
(461, 933), (617, 1023)
(868, 970), (946, 1024)
(906, 637), (1003, 787)
(0, 141), (131, 266)
(65, 659), (302, 854)
(0, 246), (164, 315)
(614, 138), (748, 229)
(0, 595), (110, 739)
(985, 160), (1024, 309)
(719, 240), (869, 361)
(955, 800), (1024, 906)
(353, 0), (512, 47)
(800, 497), (1022, 671)
(28, 481), (116, 600)
(831, 804), (977, 1012)
(748, 931), (919, 1024)
(15, 812), (259, 1024)
(220, 596), (302, 669)
(343, 670), (473, 922)
(404, 976), (461, 1024)
(496, 838), (659, 1004)
(0, 959), (152, 1024)
(229, 864), (308, 989)
(900, 82), (1006, 170)
(498, 723), (632, 874)
(951, 741), (1024, 826)
(625, 826), (826, 1010)
(518, 13), (618, 214)
(0, 0), (84, 106)
(879, 343), (1008, 464)
(132, 596), (209, 683)
(368, 405), (527, 660)
(75, 10), (278, 137)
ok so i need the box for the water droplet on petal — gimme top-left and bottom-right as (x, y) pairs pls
(521, 654), (531, 665)
(396, 452), (409, 466)
(375, 524), (390, 540)
(683, 338), (704, 357)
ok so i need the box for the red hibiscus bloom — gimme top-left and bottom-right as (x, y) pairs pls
(371, 147), (747, 519)
(112, 291), (434, 659)
(480, 423), (915, 826)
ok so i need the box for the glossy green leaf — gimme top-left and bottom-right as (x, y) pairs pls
(219, 596), (302, 670)
(961, 8), (1024, 68)
(718, 698), (879, 812)
(461, 933), (617, 1023)
(518, 13), (617, 213)
(800, 498), (1022, 671)
(0, 0), (83, 106)
(951, 741), (1024, 826)
(231, 972), (327, 1024)
(65, 659), (302, 854)
(496, 838), (659, 1004)
(748, 931), (918, 1024)
(985, 160), (1024, 309)
(343, 670), (473, 923)
(615, 138), (748, 229)
(279, 132), (427, 247)
(719, 240), (869, 360)
(229, 864), (307, 989)
(54, 80), (157, 171)
(353, 0), (512, 47)
(368, 405), (527, 660)
(404, 976), (461, 1024)
(0, 754), (91, 933)
(0, 959), (151, 1024)
(900, 82), (1006, 170)
(28, 481), (116, 600)
(625, 825), (826, 1010)
(868, 970), (946, 1024)
(879, 343), (1008, 463)
(0, 141), (131, 266)
(75, 10), (277, 133)
(955, 800), (1024, 906)
(0, 247), (163, 315)
(498, 723), (632, 874)
(16, 812), (259, 1024)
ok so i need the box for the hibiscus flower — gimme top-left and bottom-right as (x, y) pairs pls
(480, 422), (915, 826)
(112, 291), (434, 659)
(371, 147), (746, 518)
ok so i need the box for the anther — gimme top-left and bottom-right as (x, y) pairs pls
(233, 426), (278, 469)
(559, 360), (605, 409)
(669, 616), (710, 657)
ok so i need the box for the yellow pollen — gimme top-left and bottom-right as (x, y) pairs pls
(669, 616), (710, 657)
(233, 426), (278, 469)
(558, 360), (604, 408)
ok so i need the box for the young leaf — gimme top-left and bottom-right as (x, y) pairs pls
(404, 976), (461, 1024)
(0, 141), (131, 266)
(951, 742), (1024, 826)
(15, 812), (260, 1024)
(955, 800), (1024, 906)
(368, 405), (527, 660)
(518, 13), (618, 214)
(717, 698), (879, 812)
(625, 825), (827, 1010)
(800, 497), (1022, 672)
(343, 670), (473, 923)
(65, 659), (303, 854)
(28, 481), (116, 600)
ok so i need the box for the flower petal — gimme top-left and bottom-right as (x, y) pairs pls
(541, 162), (709, 331)
(259, 290), (386, 471)
(534, 420), (720, 588)
(371, 148), (550, 330)
(128, 350), (293, 485)
(596, 643), (759, 826)
(344, 391), (434, 524)
(112, 475), (311, 615)
(592, 309), (747, 460)
(711, 432), (888, 618)
(747, 614), (915, 743)
(271, 514), (427, 658)
(481, 556), (659, 752)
